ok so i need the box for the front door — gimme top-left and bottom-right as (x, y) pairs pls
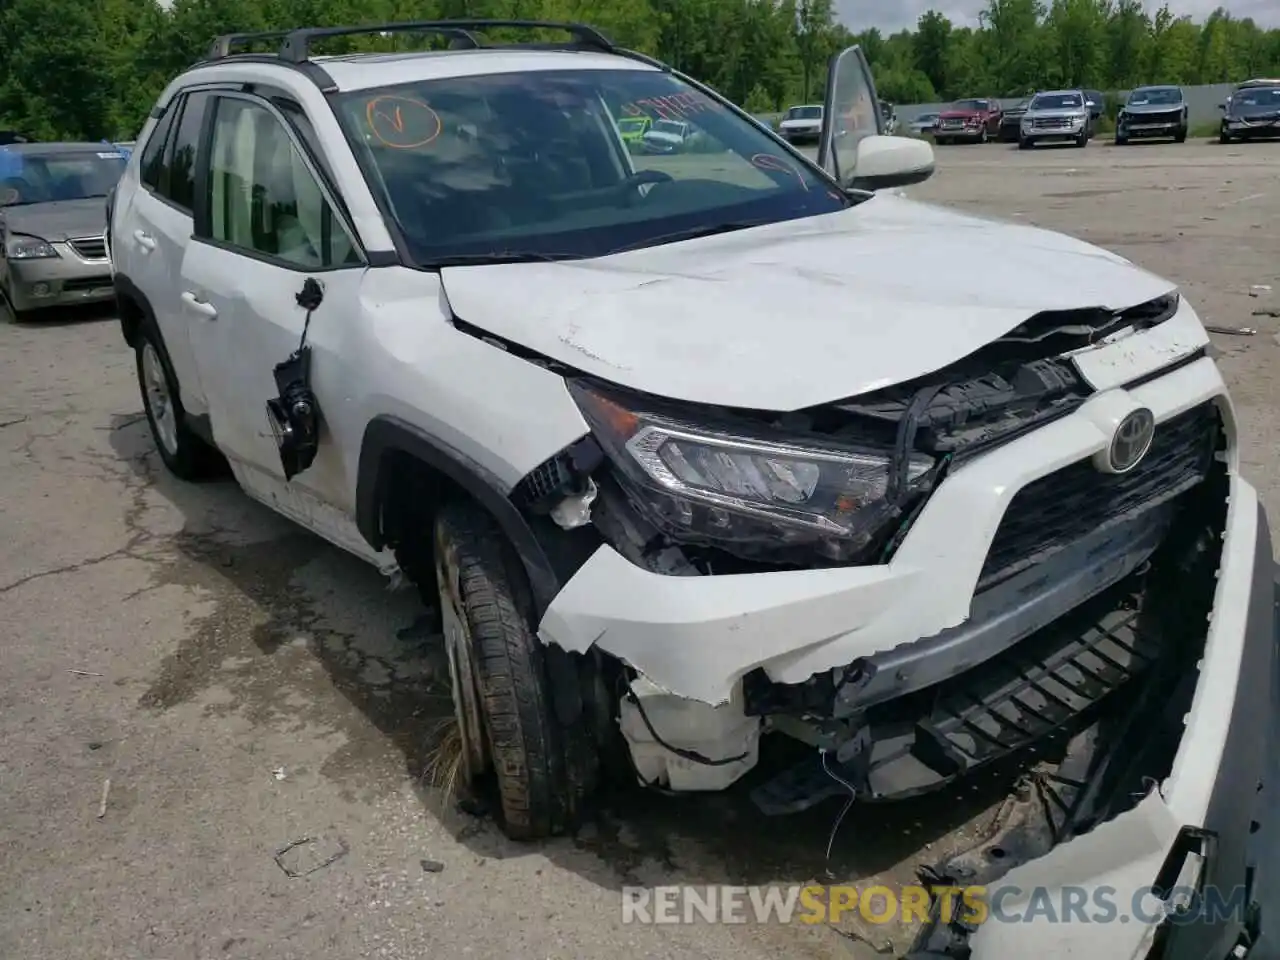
(816, 45), (883, 188)
(180, 90), (366, 515)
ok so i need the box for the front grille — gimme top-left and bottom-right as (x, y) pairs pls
(1033, 117), (1071, 129)
(1128, 110), (1181, 124)
(979, 401), (1218, 589)
(62, 275), (112, 292)
(68, 236), (107, 260)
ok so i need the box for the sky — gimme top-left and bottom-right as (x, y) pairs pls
(835, 0), (1280, 34)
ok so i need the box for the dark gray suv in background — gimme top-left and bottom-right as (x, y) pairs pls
(1116, 85), (1188, 144)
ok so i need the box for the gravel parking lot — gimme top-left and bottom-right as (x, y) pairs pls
(2, 139), (1278, 960)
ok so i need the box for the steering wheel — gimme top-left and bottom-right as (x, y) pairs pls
(616, 168), (674, 205)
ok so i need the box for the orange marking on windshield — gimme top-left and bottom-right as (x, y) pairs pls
(365, 95), (441, 149)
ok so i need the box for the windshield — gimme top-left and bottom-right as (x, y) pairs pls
(0, 148), (127, 206)
(917, 114), (938, 122)
(616, 117), (648, 134)
(786, 106), (822, 120)
(336, 69), (847, 266)
(1235, 86), (1280, 107)
(1128, 88), (1181, 105)
(951, 99), (988, 111)
(1031, 93), (1084, 111)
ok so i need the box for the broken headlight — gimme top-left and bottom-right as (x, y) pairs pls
(570, 382), (934, 562)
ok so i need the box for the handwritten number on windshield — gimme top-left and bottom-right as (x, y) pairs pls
(365, 95), (442, 149)
(750, 154), (808, 191)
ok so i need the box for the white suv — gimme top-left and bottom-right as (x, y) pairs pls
(109, 21), (1277, 957)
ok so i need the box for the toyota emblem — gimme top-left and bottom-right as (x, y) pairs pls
(1103, 408), (1156, 473)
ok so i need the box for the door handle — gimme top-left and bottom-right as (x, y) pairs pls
(133, 229), (156, 251)
(180, 291), (217, 319)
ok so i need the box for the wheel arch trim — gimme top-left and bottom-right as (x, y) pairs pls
(356, 415), (563, 616)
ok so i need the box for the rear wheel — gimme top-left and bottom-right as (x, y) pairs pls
(134, 320), (224, 480)
(1076, 127), (1089, 148)
(434, 501), (597, 840)
(1220, 126), (1233, 144)
(1115, 133), (1128, 146)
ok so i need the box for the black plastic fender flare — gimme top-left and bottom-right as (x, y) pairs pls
(355, 415), (563, 617)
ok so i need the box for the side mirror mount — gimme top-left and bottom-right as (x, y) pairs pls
(848, 135), (935, 191)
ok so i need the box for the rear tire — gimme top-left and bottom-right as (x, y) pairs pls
(434, 501), (596, 840)
(134, 320), (224, 480)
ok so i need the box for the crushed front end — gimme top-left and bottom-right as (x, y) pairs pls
(522, 288), (1276, 956)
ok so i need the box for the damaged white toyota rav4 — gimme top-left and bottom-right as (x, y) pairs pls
(108, 20), (1278, 959)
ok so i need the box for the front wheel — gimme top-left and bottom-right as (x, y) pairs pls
(1174, 127), (1187, 143)
(134, 321), (224, 480)
(1019, 137), (1033, 150)
(434, 501), (596, 840)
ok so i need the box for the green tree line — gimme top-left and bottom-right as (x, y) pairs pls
(1, 0), (1277, 142)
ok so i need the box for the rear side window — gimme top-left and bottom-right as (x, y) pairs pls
(167, 91), (212, 211)
(139, 105), (177, 191)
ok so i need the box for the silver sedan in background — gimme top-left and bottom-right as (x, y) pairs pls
(0, 142), (128, 321)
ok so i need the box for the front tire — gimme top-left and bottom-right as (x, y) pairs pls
(134, 320), (223, 480)
(434, 501), (596, 840)
(1019, 136), (1033, 150)
(977, 126), (988, 144)
(1174, 126), (1187, 143)
(1220, 126), (1232, 144)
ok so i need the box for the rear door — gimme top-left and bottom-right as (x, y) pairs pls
(114, 88), (218, 414)
(817, 45), (883, 187)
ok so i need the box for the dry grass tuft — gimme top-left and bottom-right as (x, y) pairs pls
(422, 714), (466, 802)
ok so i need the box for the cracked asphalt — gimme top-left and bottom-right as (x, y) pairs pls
(2, 139), (1279, 960)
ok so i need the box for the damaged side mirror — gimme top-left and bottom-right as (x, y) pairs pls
(266, 277), (325, 481)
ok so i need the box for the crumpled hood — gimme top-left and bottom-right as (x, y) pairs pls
(440, 193), (1176, 410)
(1123, 101), (1185, 115)
(1, 198), (104, 242)
(1230, 100), (1280, 118)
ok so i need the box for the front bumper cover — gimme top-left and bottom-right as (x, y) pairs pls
(6, 241), (113, 312)
(913, 489), (1278, 960)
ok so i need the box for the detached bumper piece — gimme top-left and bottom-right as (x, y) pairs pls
(750, 577), (1156, 815)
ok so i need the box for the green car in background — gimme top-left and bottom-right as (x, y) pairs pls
(616, 115), (651, 149)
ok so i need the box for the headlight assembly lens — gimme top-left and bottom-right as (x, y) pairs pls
(7, 237), (58, 259)
(570, 383), (936, 562)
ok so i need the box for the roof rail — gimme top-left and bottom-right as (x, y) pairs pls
(276, 19), (616, 62)
(208, 30), (295, 60)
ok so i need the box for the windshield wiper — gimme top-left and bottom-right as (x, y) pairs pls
(422, 251), (587, 268)
(609, 219), (773, 255)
